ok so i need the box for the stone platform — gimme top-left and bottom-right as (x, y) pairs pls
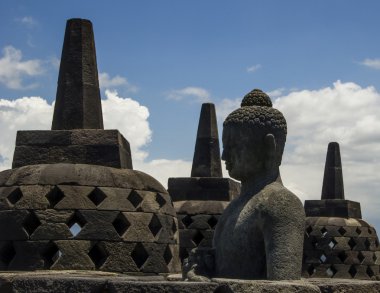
(0, 271), (379, 292)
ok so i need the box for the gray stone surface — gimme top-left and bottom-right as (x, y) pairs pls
(52, 19), (103, 130)
(168, 178), (240, 202)
(321, 142), (344, 200)
(13, 129), (132, 169)
(191, 103), (222, 178)
(302, 142), (380, 279)
(0, 163), (180, 274)
(305, 199), (362, 218)
(0, 271), (380, 292)
(192, 89), (306, 280)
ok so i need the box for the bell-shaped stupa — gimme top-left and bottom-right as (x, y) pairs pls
(0, 18), (180, 274)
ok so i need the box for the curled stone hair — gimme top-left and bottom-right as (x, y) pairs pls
(223, 89), (287, 164)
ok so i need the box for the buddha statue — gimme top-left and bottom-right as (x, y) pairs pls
(184, 89), (305, 280)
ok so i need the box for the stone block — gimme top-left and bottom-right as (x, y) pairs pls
(94, 187), (134, 211)
(174, 200), (229, 215)
(101, 241), (140, 272)
(52, 240), (95, 270)
(76, 210), (120, 241)
(12, 129), (132, 169)
(53, 185), (96, 209)
(304, 199), (362, 218)
(9, 241), (49, 270)
(120, 212), (155, 243)
(168, 177), (240, 202)
(12, 185), (52, 209)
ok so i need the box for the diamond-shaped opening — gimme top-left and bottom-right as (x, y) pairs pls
(192, 231), (204, 246)
(42, 242), (61, 268)
(88, 188), (107, 206)
(88, 242), (108, 269)
(207, 216), (218, 229)
(320, 253), (327, 263)
(326, 265), (337, 278)
(46, 186), (65, 207)
(338, 227), (346, 236)
(156, 193), (166, 208)
(348, 265), (357, 278)
(112, 213), (130, 237)
(365, 238), (371, 250)
(148, 214), (162, 237)
(338, 251), (347, 263)
(131, 243), (149, 269)
(358, 251), (365, 263)
(356, 227), (362, 235)
(373, 253), (377, 263)
(306, 225), (313, 236)
(307, 264), (316, 276)
(375, 239), (379, 248)
(67, 211), (86, 237)
(328, 239), (337, 249)
(181, 215), (193, 228)
(23, 211), (41, 236)
(348, 238), (356, 250)
(367, 266), (375, 278)
(368, 228), (373, 235)
(321, 227), (328, 238)
(128, 190), (143, 208)
(0, 242), (15, 266)
(7, 188), (23, 205)
(163, 245), (172, 265)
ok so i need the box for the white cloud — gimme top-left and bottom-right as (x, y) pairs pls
(99, 72), (138, 92)
(359, 58), (380, 70)
(0, 46), (44, 89)
(167, 87), (211, 103)
(15, 16), (38, 28)
(246, 64), (261, 73)
(273, 81), (380, 227)
(267, 88), (285, 98)
(102, 90), (151, 161)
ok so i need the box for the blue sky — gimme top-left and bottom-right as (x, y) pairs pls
(1, 1), (380, 230)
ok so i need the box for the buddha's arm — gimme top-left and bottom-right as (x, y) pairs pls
(263, 191), (306, 280)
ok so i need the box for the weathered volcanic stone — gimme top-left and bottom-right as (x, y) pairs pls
(168, 103), (241, 263)
(191, 103), (222, 178)
(12, 129), (132, 169)
(52, 19), (103, 130)
(302, 142), (380, 280)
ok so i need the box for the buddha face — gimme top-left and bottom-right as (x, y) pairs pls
(221, 125), (266, 182)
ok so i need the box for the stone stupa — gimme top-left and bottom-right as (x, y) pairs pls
(0, 18), (180, 275)
(302, 142), (380, 279)
(168, 103), (240, 262)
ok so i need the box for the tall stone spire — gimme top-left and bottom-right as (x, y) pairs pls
(52, 18), (103, 130)
(321, 142), (344, 200)
(191, 103), (222, 177)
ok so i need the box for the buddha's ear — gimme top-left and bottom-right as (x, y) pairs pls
(264, 134), (276, 170)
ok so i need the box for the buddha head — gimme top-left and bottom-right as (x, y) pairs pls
(222, 89), (287, 182)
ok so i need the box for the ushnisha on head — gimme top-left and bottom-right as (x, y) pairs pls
(222, 89), (287, 182)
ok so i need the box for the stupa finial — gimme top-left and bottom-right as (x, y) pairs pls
(321, 142), (345, 199)
(52, 18), (103, 130)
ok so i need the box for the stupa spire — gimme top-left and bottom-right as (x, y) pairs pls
(191, 103), (222, 177)
(52, 18), (103, 130)
(321, 142), (345, 200)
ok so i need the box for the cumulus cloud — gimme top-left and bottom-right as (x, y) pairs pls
(359, 58), (380, 70)
(99, 72), (138, 92)
(246, 64), (262, 73)
(0, 46), (44, 89)
(273, 81), (380, 227)
(167, 87), (211, 103)
(102, 90), (151, 161)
